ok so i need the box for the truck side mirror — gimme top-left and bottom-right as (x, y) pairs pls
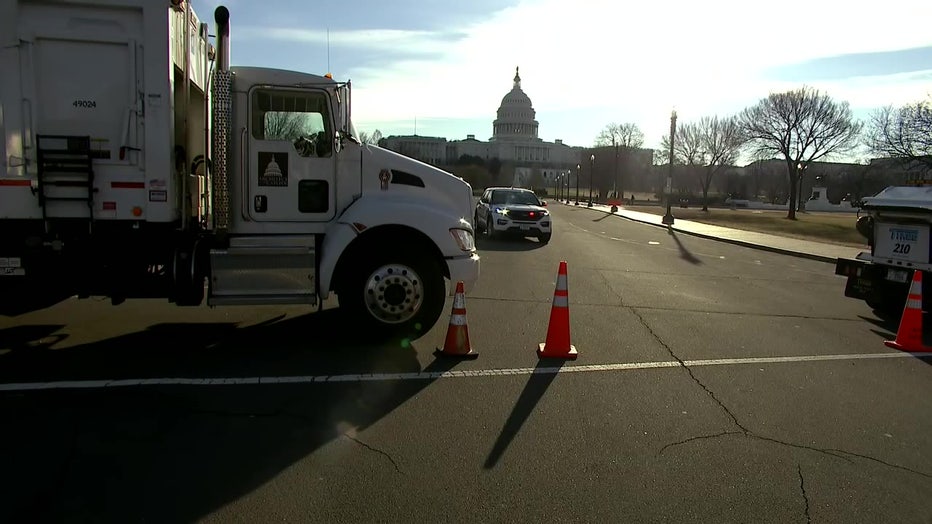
(333, 131), (343, 153)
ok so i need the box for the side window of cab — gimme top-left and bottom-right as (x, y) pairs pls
(251, 89), (333, 158)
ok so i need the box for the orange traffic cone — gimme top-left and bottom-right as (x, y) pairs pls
(435, 281), (478, 359)
(884, 270), (932, 352)
(537, 261), (577, 359)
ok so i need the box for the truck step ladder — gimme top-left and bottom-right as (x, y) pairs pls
(208, 236), (318, 306)
(36, 135), (96, 233)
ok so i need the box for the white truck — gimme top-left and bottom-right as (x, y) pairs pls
(0, 0), (479, 339)
(835, 185), (932, 315)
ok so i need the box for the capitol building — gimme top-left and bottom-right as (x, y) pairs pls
(379, 68), (583, 183)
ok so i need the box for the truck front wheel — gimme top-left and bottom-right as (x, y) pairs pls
(340, 250), (446, 340)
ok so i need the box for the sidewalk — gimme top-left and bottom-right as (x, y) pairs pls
(560, 201), (865, 264)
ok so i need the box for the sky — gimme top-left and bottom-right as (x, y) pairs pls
(193, 0), (932, 161)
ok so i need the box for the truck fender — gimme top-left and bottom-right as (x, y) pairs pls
(318, 197), (470, 297)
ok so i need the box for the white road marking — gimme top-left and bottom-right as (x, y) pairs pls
(0, 352), (927, 392)
(648, 241), (660, 245)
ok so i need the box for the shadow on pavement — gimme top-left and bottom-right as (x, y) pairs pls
(0, 309), (429, 382)
(476, 236), (546, 252)
(484, 360), (565, 469)
(0, 309), (464, 522)
(0, 289), (73, 317)
(667, 230), (703, 265)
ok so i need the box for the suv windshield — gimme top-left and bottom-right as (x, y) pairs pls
(490, 190), (540, 206)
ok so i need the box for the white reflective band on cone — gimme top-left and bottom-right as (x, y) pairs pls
(450, 314), (467, 326)
(556, 274), (567, 290)
(907, 298), (922, 309)
(552, 296), (568, 308)
(453, 293), (466, 309)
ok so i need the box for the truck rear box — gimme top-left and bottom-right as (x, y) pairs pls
(0, 0), (209, 223)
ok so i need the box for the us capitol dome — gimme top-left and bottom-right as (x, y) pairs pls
(491, 67), (540, 142)
(379, 67), (581, 173)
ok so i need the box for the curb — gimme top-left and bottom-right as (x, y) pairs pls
(565, 202), (840, 264)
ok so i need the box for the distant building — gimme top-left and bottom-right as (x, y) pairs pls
(379, 67), (583, 185)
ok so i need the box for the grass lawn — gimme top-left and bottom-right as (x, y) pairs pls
(628, 204), (868, 247)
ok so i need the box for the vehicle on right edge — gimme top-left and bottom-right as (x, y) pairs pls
(835, 185), (932, 315)
(474, 187), (551, 243)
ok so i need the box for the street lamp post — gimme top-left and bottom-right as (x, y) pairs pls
(565, 170), (570, 203)
(662, 110), (677, 225)
(575, 163), (580, 205)
(587, 154), (595, 207)
(796, 162), (808, 212)
(611, 140), (619, 213)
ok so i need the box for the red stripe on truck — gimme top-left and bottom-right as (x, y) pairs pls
(111, 182), (145, 189)
(0, 179), (32, 187)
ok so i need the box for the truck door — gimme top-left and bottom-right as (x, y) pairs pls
(247, 87), (336, 222)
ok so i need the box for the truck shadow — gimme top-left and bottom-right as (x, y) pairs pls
(0, 309), (461, 523)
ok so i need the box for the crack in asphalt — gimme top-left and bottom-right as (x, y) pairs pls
(798, 465), (811, 524)
(179, 404), (405, 474)
(624, 299), (932, 480)
(658, 430), (744, 455)
(343, 434), (402, 474)
(629, 307), (749, 433)
(822, 448), (932, 479)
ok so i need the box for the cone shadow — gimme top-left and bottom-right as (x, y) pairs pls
(483, 360), (565, 469)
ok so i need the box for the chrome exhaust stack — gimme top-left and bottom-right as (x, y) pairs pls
(210, 5), (232, 232)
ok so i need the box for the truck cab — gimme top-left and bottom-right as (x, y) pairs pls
(0, 1), (479, 340)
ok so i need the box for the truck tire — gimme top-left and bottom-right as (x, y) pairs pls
(340, 249), (446, 341)
(866, 296), (906, 319)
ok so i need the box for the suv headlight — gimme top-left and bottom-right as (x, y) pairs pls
(450, 228), (475, 251)
(493, 207), (509, 215)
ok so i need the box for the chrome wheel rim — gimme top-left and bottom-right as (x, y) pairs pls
(363, 264), (424, 324)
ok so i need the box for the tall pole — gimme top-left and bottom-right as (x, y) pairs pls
(611, 139), (620, 212)
(587, 154), (595, 207)
(614, 139), (619, 198)
(662, 110), (677, 225)
(565, 171), (570, 203)
(575, 163), (580, 205)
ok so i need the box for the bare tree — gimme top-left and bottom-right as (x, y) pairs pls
(692, 116), (746, 210)
(358, 129), (384, 145)
(660, 120), (703, 196)
(661, 121), (703, 164)
(263, 112), (312, 141)
(595, 122), (645, 148)
(740, 86), (862, 219)
(594, 123), (645, 198)
(866, 98), (932, 172)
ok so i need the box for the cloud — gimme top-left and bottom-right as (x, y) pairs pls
(237, 26), (465, 54)
(766, 46), (932, 82)
(205, 0), (932, 148)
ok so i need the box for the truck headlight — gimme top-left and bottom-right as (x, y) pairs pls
(450, 228), (475, 251)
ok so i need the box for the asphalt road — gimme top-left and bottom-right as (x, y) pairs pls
(1, 204), (930, 523)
